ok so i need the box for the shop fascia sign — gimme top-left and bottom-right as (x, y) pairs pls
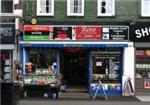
(23, 25), (129, 41)
(53, 27), (72, 40)
(130, 22), (150, 42)
(24, 25), (53, 40)
(135, 27), (150, 39)
(74, 26), (102, 40)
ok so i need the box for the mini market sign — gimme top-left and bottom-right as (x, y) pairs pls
(24, 25), (53, 40)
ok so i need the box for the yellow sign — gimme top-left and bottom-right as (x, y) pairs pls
(31, 18), (37, 25)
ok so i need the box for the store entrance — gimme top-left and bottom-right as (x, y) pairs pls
(60, 48), (88, 91)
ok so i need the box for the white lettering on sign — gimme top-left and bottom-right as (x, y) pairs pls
(135, 27), (150, 38)
(81, 27), (97, 34)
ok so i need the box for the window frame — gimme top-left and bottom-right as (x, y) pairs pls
(67, 0), (84, 16)
(141, 0), (150, 17)
(97, 0), (115, 17)
(37, 0), (54, 16)
(0, 0), (14, 16)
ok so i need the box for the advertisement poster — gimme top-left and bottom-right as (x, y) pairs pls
(74, 26), (102, 40)
(109, 26), (129, 40)
(0, 23), (15, 44)
(96, 62), (102, 66)
(102, 26), (129, 40)
(53, 27), (72, 40)
(144, 79), (150, 89)
(136, 49), (150, 58)
(24, 25), (53, 40)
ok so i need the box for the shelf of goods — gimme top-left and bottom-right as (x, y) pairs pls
(24, 68), (58, 86)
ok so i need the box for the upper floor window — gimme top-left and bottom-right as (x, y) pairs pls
(97, 0), (115, 16)
(37, 0), (54, 16)
(0, 0), (13, 15)
(141, 0), (150, 17)
(67, 0), (84, 16)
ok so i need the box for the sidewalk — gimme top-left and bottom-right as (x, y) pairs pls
(135, 92), (150, 102)
(21, 93), (140, 102)
(136, 96), (150, 102)
(20, 97), (148, 105)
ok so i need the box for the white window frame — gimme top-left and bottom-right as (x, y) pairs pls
(67, 0), (84, 16)
(97, 0), (115, 17)
(141, 0), (150, 17)
(37, 0), (54, 16)
(0, 0), (14, 16)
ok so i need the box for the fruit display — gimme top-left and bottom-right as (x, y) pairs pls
(24, 68), (58, 85)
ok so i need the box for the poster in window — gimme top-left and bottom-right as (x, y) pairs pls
(96, 62), (102, 66)
(136, 49), (150, 58)
(53, 27), (72, 40)
(4, 67), (11, 73)
(144, 79), (150, 89)
(5, 59), (11, 65)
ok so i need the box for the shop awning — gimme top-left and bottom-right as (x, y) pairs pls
(19, 41), (133, 48)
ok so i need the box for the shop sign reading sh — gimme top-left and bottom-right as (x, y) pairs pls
(135, 27), (150, 38)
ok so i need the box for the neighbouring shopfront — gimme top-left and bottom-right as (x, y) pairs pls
(0, 23), (16, 81)
(19, 25), (134, 98)
(130, 22), (150, 92)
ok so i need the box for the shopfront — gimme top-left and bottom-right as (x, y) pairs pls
(20, 25), (134, 97)
(0, 23), (16, 80)
(130, 22), (150, 92)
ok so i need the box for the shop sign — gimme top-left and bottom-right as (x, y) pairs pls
(0, 23), (15, 44)
(136, 50), (150, 57)
(144, 79), (150, 89)
(107, 26), (128, 40)
(74, 26), (102, 40)
(129, 22), (150, 42)
(53, 27), (72, 40)
(24, 25), (53, 40)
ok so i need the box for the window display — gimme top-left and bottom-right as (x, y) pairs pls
(136, 49), (150, 78)
(90, 48), (123, 93)
(91, 50), (121, 83)
(24, 48), (58, 86)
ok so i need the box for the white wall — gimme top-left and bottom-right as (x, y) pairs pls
(122, 46), (135, 95)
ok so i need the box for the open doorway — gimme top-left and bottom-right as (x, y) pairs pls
(60, 48), (88, 92)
